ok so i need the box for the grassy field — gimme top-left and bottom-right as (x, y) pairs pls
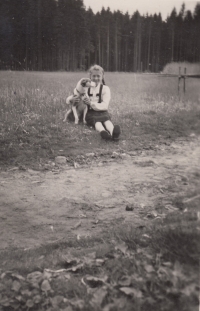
(0, 71), (199, 311)
(0, 71), (200, 168)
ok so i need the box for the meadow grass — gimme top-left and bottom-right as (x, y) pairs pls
(0, 71), (200, 167)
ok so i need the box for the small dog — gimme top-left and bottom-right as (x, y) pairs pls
(63, 78), (95, 124)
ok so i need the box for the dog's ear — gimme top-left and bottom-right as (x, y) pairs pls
(80, 78), (91, 87)
(80, 79), (87, 87)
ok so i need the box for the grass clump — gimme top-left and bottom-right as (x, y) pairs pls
(0, 71), (200, 168)
(111, 222), (199, 266)
(151, 225), (200, 265)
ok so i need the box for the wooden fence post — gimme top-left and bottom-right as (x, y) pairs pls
(183, 67), (187, 94)
(178, 67), (181, 96)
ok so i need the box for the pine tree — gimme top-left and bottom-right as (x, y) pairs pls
(193, 3), (200, 62)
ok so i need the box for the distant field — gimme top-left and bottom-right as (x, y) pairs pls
(0, 71), (200, 167)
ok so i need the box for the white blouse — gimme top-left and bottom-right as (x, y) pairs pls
(89, 83), (111, 111)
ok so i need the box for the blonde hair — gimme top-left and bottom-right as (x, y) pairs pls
(89, 64), (105, 85)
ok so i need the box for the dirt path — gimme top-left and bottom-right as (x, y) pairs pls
(0, 137), (199, 250)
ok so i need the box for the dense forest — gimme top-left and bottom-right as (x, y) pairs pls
(0, 0), (200, 72)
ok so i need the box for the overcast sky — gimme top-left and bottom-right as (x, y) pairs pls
(83, 0), (198, 20)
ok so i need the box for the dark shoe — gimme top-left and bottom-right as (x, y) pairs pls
(100, 130), (112, 140)
(112, 125), (121, 140)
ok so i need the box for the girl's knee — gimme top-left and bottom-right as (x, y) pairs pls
(95, 122), (104, 132)
(103, 120), (114, 135)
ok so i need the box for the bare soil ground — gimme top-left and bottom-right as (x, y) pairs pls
(0, 135), (199, 251)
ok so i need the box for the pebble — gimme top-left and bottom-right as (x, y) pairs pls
(111, 152), (119, 158)
(128, 151), (137, 156)
(126, 205), (134, 211)
(55, 156), (67, 165)
(86, 153), (95, 157)
(121, 153), (131, 159)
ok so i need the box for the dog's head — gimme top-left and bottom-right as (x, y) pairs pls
(80, 78), (96, 88)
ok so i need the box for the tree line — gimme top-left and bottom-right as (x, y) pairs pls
(0, 0), (199, 72)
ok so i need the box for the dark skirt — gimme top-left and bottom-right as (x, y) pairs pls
(86, 109), (111, 127)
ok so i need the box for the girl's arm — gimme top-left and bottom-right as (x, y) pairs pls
(90, 86), (111, 111)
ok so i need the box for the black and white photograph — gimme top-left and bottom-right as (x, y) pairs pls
(0, 0), (199, 310)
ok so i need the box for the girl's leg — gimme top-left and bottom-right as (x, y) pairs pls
(95, 122), (105, 132)
(103, 120), (114, 135)
(95, 122), (112, 140)
(104, 120), (121, 140)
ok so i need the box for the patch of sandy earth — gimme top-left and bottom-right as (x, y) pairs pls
(0, 137), (199, 250)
